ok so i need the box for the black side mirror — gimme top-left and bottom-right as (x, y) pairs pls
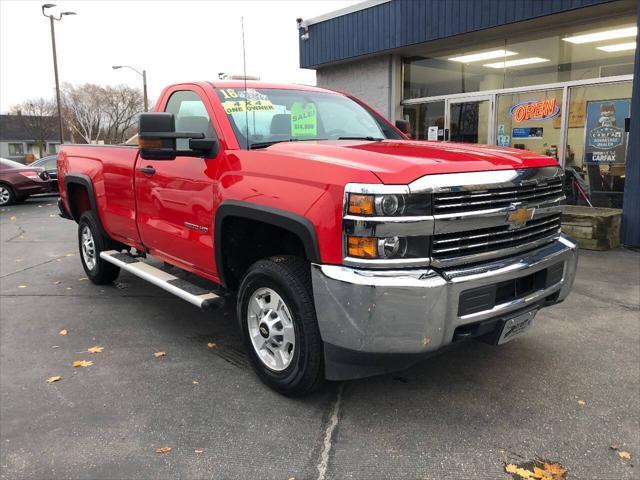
(138, 112), (219, 160)
(395, 119), (412, 136)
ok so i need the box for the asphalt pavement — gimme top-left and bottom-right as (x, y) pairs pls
(1, 197), (638, 479)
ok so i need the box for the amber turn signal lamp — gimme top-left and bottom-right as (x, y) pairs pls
(347, 236), (377, 258)
(139, 137), (163, 149)
(348, 194), (374, 215)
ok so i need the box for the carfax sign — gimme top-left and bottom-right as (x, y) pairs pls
(584, 99), (630, 165)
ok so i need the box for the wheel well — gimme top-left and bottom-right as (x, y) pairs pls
(220, 216), (307, 290)
(66, 183), (92, 221)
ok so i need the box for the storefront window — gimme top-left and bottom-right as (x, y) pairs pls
(403, 16), (636, 100)
(403, 46), (507, 99)
(496, 89), (563, 159)
(564, 82), (632, 208)
(402, 101), (445, 140)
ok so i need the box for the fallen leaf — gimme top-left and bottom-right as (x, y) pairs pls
(422, 336), (431, 346)
(533, 466), (553, 480)
(543, 462), (567, 477)
(59, 329), (68, 336)
(156, 446), (171, 454)
(618, 451), (631, 460)
(505, 460), (567, 480)
(577, 400), (586, 406)
(195, 449), (204, 454)
(46, 375), (62, 383)
(505, 464), (536, 479)
(207, 342), (217, 349)
(9, 216), (16, 221)
(72, 360), (93, 368)
(153, 351), (166, 358)
(87, 346), (104, 354)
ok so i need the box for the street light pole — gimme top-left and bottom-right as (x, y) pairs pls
(42, 4), (76, 146)
(48, 15), (64, 145)
(142, 70), (148, 112)
(112, 65), (148, 112)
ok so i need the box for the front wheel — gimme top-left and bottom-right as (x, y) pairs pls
(78, 211), (120, 284)
(237, 256), (325, 396)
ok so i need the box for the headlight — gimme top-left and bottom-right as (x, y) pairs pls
(376, 195), (405, 216)
(346, 235), (430, 260)
(377, 236), (407, 258)
(343, 184), (433, 268)
(347, 193), (430, 216)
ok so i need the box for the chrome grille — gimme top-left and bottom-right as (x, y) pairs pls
(433, 177), (563, 214)
(432, 214), (562, 266)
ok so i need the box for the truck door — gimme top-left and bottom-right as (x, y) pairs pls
(134, 88), (221, 276)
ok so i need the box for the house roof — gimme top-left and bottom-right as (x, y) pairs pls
(0, 114), (69, 142)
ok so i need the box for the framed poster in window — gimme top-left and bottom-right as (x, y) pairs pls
(584, 99), (630, 165)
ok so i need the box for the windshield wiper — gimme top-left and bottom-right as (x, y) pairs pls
(248, 138), (328, 150)
(337, 136), (383, 141)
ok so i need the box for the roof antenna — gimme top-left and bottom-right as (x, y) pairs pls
(241, 16), (250, 150)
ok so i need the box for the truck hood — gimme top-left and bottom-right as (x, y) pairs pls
(265, 140), (559, 184)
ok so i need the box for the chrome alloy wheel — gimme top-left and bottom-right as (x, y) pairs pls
(0, 186), (10, 205)
(247, 287), (296, 371)
(80, 225), (97, 271)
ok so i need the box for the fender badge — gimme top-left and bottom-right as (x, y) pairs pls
(184, 222), (209, 233)
(507, 207), (535, 229)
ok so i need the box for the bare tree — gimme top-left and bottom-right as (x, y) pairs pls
(62, 83), (144, 145)
(9, 98), (57, 158)
(62, 83), (104, 144)
(100, 85), (144, 144)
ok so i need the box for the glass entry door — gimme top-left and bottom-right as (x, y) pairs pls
(446, 96), (493, 144)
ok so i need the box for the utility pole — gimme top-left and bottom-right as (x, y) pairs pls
(42, 4), (76, 146)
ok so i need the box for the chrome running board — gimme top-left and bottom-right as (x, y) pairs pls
(100, 250), (223, 310)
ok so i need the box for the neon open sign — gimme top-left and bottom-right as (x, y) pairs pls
(510, 98), (560, 123)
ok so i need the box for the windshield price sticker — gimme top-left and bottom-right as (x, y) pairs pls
(222, 100), (275, 115)
(291, 102), (317, 137)
(220, 88), (269, 101)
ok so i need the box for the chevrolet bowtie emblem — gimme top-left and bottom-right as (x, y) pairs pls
(507, 207), (535, 229)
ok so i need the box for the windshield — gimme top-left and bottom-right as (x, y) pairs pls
(33, 156), (57, 169)
(216, 88), (398, 149)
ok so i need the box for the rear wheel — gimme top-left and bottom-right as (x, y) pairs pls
(0, 184), (15, 206)
(238, 256), (325, 396)
(78, 211), (120, 284)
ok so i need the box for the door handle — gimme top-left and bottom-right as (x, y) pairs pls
(139, 166), (156, 175)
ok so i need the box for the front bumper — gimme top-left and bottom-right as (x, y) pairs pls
(311, 235), (578, 380)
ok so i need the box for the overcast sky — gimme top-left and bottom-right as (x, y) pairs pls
(0, 0), (359, 112)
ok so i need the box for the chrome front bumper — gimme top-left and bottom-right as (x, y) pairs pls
(311, 235), (578, 377)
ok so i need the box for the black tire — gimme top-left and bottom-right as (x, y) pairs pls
(237, 256), (325, 396)
(78, 211), (120, 285)
(0, 183), (16, 206)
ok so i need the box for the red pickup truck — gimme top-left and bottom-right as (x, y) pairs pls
(58, 81), (578, 396)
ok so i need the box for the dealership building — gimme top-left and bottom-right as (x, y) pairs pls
(298, 0), (639, 246)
